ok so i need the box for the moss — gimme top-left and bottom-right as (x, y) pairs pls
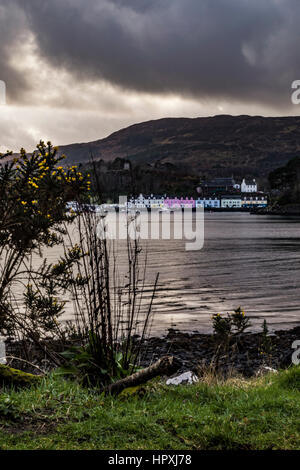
(118, 385), (146, 398)
(0, 364), (42, 388)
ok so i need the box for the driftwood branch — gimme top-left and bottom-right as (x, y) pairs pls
(106, 355), (181, 395)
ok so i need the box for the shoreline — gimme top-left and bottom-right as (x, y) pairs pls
(6, 324), (300, 378)
(251, 210), (300, 216)
(251, 204), (300, 216)
(139, 325), (300, 377)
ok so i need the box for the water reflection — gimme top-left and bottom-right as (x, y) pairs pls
(9, 213), (300, 335)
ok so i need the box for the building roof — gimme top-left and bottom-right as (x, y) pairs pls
(202, 177), (235, 187)
(243, 179), (256, 185)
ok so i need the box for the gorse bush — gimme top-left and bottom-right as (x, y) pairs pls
(230, 307), (251, 334)
(212, 314), (232, 341)
(212, 307), (251, 345)
(0, 142), (88, 250)
(0, 141), (89, 340)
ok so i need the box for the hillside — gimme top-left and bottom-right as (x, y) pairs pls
(58, 115), (300, 178)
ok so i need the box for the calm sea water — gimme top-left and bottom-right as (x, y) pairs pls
(27, 212), (300, 335)
(116, 212), (300, 335)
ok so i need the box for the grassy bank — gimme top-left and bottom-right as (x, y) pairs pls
(0, 366), (299, 450)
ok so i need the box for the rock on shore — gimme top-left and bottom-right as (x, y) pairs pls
(139, 326), (300, 377)
(4, 325), (300, 378)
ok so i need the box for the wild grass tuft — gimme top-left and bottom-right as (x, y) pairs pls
(0, 366), (299, 450)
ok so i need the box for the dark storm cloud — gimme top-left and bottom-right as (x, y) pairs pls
(0, 1), (30, 101)
(2, 0), (300, 107)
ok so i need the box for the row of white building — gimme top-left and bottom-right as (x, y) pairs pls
(127, 194), (268, 210)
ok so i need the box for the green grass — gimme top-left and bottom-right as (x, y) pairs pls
(0, 367), (299, 450)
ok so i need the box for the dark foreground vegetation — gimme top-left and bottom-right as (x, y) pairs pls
(0, 141), (159, 389)
(0, 367), (299, 450)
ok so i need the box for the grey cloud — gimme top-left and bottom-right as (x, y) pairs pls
(0, 1), (30, 101)
(2, 0), (300, 108)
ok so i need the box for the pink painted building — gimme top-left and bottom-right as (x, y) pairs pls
(164, 197), (195, 209)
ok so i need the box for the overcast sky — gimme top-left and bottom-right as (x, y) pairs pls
(1, 0), (300, 152)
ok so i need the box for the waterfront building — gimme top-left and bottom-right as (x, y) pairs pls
(201, 176), (258, 195)
(133, 194), (148, 209)
(221, 195), (242, 208)
(148, 195), (165, 209)
(128, 195), (198, 209)
(66, 201), (80, 211)
(126, 192), (267, 211)
(128, 194), (165, 209)
(241, 194), (268, 208)
(195, 197), (220, 209)
(131, 194), (148, 208)
(241, 178), (257, 193)
(164, 197), (195, 209)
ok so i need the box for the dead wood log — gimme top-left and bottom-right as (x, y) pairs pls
(106, 356), (181, 396)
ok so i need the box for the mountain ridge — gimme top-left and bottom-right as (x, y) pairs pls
(56, 114), (300, 177)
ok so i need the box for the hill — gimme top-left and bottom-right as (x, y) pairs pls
(58, 115), (300, 178)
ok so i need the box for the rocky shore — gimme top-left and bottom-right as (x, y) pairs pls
(252, 203), (300, 216)
(139, 326), (300, 377)
(4, 325), (300, 378)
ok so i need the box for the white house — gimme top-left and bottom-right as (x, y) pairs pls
(127, 194), (145, 208)
(148, 195), (165, 209)
(241, 178), (257, 193)
(128, 194), (165, 209)
(134, 194), (148, 208)
(221, 196), (242, 208)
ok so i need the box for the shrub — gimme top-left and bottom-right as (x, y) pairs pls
(212, 307), (251, 349)
(258, 319), (273, 357)
(55, 208), (159, 386)
(0, 141), (89, 341)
